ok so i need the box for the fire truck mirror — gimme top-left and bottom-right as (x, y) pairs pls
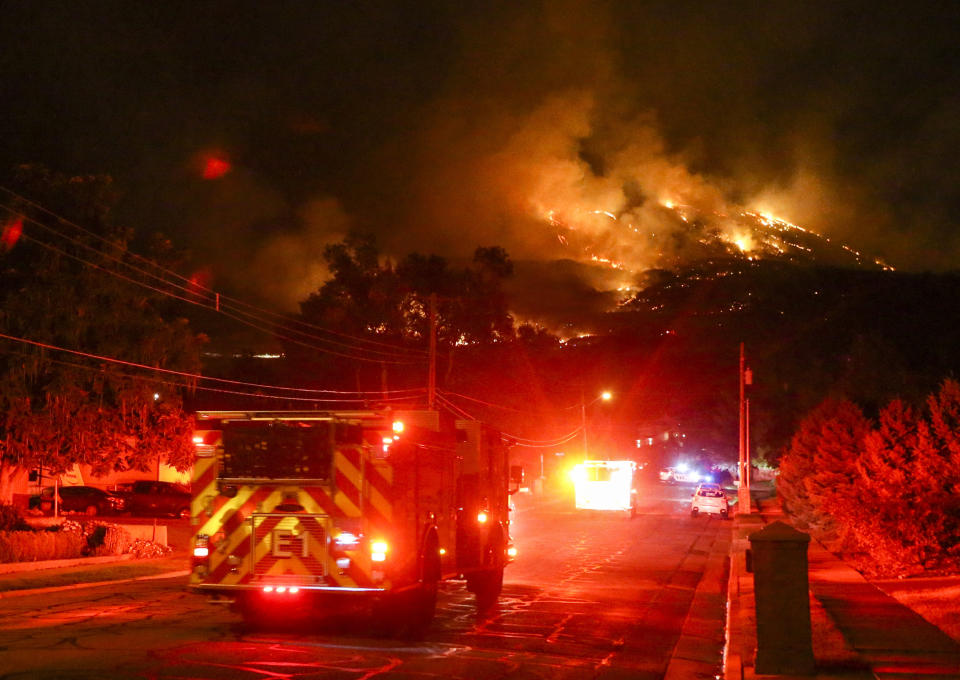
(509, 465), (524, 494)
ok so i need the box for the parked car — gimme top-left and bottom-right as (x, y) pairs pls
(28, 485), (127, 516)
(690, 482), (730, 519)
(121, 481), (192, 519)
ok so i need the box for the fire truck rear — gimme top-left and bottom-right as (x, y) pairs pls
(189, 410), (517, 629)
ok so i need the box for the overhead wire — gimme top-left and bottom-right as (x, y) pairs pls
(0, 187), (431, 358)
(0, 347), (423, 405)
(2, 203), (427, 363)
(2, 185), (427, 355)
(0, 331), (426, 398)
(0, 190), (430, 360)
(434, 393), (582, 447)
(438, 388), (582, 414)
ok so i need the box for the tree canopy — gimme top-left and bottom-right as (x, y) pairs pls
(0, 166), (202, 498)
(299, 232), (515, 347)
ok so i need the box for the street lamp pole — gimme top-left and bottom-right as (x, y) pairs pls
(581, 389), (612, 460)
(581, 389), (589, 458)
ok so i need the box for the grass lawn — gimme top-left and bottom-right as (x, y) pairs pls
(0, 554), (189, 593)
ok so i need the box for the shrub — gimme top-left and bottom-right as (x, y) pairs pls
(0, 529), (85, 563)
(0, 504), (31, 532)
(86, 524), (132, 556)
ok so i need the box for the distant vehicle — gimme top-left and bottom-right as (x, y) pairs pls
(28, 485), (126, 516)
(660, 464), (708, 484)
(571, 460), (638, 517)
(121, 480), (192, 519)
(690, 482), (730, 518)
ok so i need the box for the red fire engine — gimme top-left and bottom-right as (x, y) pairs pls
(189, 409), (519, 629)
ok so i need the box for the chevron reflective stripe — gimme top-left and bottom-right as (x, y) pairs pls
(251, 514), (327, 579)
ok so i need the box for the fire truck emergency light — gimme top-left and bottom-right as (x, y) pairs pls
(392, 420), (404, 434)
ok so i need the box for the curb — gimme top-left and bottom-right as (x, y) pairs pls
(663, 522), (732, 680)
(0, 553), (137, 575)
(0, 569), (190, 599)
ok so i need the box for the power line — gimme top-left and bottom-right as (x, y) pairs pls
(439, 389), (581, 414)
(5, 213), (426, 364)
(0, 347), (425, 405)
(0, 190), (430, 360)
(434, 393), (582, 446)
(0, 331), (425, 397)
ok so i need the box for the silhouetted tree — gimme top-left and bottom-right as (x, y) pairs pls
(0, 166), (201, 500)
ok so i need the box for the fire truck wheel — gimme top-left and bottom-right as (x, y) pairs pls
(469, 567), (503, 613)
(410, 580), (438, 631)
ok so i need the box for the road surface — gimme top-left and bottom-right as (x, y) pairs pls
(0, 481), (729, 679)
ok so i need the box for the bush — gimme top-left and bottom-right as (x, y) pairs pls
(0, 529), (85, 563)
(0, 503), (31, 531)
(86, 524), (133, 556)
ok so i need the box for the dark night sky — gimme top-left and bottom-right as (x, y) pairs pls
(2, 1), (958, 330)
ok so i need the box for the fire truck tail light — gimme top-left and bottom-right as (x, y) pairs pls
(193, 535), (210, 560)
(261, 585), (301, 595)
(370, 540), (388, 562)
(477, 511), (488, 524)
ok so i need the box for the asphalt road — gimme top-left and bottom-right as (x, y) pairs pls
(0, 481), (730, 679)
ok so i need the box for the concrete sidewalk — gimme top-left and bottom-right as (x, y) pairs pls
(726, 501), (960, 679)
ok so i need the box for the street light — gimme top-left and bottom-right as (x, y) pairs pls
(581, 389), (613, 459)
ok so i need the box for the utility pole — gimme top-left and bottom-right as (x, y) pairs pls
(581, 389), (588, 458)
(427, 293), (437, 410)
(738, 342), (753, 514)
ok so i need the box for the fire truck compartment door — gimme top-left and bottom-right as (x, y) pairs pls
(250, 513), (329, 584)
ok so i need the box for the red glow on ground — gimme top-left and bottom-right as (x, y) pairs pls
(1, 217), (23, 251)
(202, 157), (232, 179)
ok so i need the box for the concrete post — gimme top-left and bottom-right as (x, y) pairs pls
(748, 520), (815, 675)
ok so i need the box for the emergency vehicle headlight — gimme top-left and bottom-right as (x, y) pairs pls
(263, 586), (274, 593)
(370, 540), (388, 562)
(477, 511), (488, 524)
(507, 546), (518, 558)
(570, 464), (588, 484)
